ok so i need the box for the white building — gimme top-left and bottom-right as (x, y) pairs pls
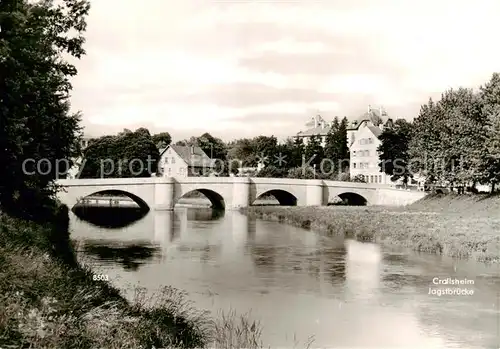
(158, 145), (215, 178)
(347, 106), (393, 184)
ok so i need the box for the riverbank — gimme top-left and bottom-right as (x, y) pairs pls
(0, 208), (210, 348)
(241, 193), (500, 263)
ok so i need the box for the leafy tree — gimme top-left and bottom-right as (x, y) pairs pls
(0, 0), (90, 220)
(337, 172), (351, 182)
(478, 73), (500, 192)
(256, 165), (287, 178)
(252, 135), (278, 165)
(196, 133), (226, 160)
(287, 166), (313, 179)
(408, 98), (442, 184)
(409, 88), (486, 191)
(194, 133), (228, 175)
(80, 128), (159, 178)
(227, 138), (256, 166)
(378, 119), (413, 187)
(274, 140), (295, 171)
(152, 132), (171, 149)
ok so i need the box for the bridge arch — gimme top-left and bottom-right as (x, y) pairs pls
(73, 189), (150, 210)
(253, 189), (298, 206)
(175, 189), (225, 210)
(333, 192), (368, 206)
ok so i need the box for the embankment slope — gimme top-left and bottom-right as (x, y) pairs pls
(242, 193), (500, 263)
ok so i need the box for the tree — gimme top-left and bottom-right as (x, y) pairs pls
(252, 135), (278, 165)
(256, 165), (287, 178)
(152, 132), (171, 149)
(478, 73), (500, 193)
(409, 88), (486, 191)
(408, 98), (442, 184)
(0, 0), (90, 220)
(287, 166), (316, 179)
(378, 119), (413, 187)
(79, 128), (159, 178)
(227, 138), (255, 165)
(304, 135), (324, 168)
(195, 133), (228, 175)
(290, 137), (305, 168)
(324, 117), (349, 176)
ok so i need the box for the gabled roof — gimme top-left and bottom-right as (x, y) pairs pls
(347, 106), (388, 131)
(161, 145), (215, 167)
(367, 125), (382, 138)
(296, 125), (331, 137)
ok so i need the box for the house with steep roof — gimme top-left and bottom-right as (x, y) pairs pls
(347, 105), (394, 184)
(158, 145), (215, 178)
(295, 114), (332, 146)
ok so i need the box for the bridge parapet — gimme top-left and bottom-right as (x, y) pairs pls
(55, 176), (426, 211)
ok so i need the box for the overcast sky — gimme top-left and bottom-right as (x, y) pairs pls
(72, 0), (500, 141)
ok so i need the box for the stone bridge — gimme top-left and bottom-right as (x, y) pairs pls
(55, 177), (427, 211)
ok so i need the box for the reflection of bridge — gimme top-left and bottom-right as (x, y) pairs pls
(56, 177), (426, 210)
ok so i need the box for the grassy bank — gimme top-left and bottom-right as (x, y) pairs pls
(0, 206), (291, 349)
(242, 193), (500, 263)
(0, 208), (212, 348)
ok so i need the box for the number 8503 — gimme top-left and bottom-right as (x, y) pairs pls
(93, 274), (109, 281)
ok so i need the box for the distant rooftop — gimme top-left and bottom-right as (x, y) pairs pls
(347, 105), (389, 130)
(296, 114), (331, 137)
(161, 145), (215, 167)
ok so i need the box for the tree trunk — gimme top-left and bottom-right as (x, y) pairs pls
(491, 182), (496, 194)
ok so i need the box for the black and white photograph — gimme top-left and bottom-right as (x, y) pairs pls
(1, 0), (499, 348)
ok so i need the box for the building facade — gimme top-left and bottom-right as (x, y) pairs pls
(158, 145), (215, 178)
(295, 114), (331, 147)
(347, 106), (393, 184)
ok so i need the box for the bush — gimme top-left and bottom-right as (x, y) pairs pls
(256, 165), (288, 178)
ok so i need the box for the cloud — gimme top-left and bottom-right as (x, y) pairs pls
(72, 0), (500, 141)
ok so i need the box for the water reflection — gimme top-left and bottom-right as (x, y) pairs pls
(72, 206), (148, 228)
(71, 207), (500, 348)
(81, 240), (160, 271)
(344, 240), (382, 301)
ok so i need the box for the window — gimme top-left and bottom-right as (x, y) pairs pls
(168, 168), (171, 175)
(370, 175), (374, 183)
(353, 163), (357, 169)
(164, 157), (169, 164)
(366, 150), (370, 157)
(364, 162), (369, 168)
(353, 151), (356, 157)
(368, 138), (373, 144)
(379, 175), (382, 183)
(359, 163), (364, 169)
(172, 157), (175, 164)
(374, 176), (378, 183)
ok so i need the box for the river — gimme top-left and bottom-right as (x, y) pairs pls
(70, 206), (499, 348)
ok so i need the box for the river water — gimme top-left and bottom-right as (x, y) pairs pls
(70, 206), (499, 348)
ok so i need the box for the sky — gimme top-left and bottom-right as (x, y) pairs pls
(72, 0), (500, 142)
